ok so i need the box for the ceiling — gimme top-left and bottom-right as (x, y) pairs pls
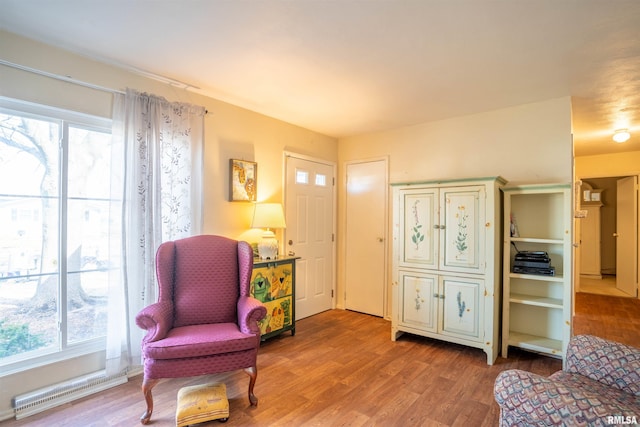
(2, 0), (640, 156)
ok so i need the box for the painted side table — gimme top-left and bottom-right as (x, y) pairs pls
(250, 256), (298, 340)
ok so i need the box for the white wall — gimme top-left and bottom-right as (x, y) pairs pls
(336, 97), (574, 314)
(0, 30), (338, 419)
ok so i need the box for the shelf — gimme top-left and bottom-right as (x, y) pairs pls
(509, 237), (563, 244)
(502, 183), (571, 363)
(510, 293), (562, 309)
(509, 272), (564, 282)
(508, 332), (563, 356)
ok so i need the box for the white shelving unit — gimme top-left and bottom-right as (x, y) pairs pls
(501, 184), (572, 360)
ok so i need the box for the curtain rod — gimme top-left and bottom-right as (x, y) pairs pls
(1, 59), (126, 95)
(1, 59), (209, 114)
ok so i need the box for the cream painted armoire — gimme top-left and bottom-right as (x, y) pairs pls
(391, 177), (506, 365)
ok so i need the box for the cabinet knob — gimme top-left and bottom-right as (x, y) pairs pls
(377, 237), (384, 242)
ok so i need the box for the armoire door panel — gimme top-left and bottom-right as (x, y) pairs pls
(440, 186), (485, 273)
(398, 189), (438, 270)
(399, 272), (437, 332)
(440, 276), (482, 340)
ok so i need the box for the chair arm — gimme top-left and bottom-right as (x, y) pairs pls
(494, 369), (638, 426)
(238, 296), (267, 336)
(566, 335), (640, 396)
(135, 300), (173, 343)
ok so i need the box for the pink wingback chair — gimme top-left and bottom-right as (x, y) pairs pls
(135, 235), (267, 425)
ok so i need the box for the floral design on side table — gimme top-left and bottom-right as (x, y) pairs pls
(250, 262), (294, 337)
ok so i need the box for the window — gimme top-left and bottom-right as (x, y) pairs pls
(296, 169), (309, 184)
(0, 98), (119, 371)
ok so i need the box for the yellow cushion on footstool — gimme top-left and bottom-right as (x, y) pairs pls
(176, 382), (229, 426)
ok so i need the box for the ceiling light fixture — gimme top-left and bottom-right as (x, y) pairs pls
(612, 129), (630, 143)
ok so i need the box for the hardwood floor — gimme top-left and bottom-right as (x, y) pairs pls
(573, 292), (640, 349)
(2, 292), (638, 427)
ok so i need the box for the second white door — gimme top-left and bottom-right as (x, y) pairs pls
(345, 159), (387, 317)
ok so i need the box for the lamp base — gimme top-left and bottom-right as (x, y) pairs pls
(257, 231), (278, 260)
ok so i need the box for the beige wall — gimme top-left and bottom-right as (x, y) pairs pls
(336, 97), (574, 315)
(575, 151), (640, 178)
(0, 30), (338, 418)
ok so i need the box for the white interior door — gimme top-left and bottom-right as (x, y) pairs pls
(344, 159), (387, 317)
(285, 154), (335, 320)
(616, 176), (638, 296)
(580, 205), (602, 278)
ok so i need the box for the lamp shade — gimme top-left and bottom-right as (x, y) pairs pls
(251, 203), (286, 230)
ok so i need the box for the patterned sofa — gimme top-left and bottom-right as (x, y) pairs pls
(494, 335), (640, 426)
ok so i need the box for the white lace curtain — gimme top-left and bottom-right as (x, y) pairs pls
(106, 89), (205, 374)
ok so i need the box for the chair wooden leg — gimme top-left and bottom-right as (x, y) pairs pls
(244, 366), (258, 406)
(140, 377), (160, 425)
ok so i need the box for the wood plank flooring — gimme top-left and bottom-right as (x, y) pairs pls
(573, 292), (640, 348)
(2, 292), (637, 427)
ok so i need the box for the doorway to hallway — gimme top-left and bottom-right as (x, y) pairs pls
(577, 176), (638, 298)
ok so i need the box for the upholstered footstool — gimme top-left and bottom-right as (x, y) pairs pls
(176, 382), (229, 426)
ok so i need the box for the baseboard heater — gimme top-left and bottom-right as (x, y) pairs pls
(13, 369), (128, 420)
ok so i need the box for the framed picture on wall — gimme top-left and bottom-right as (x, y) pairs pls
(229, 159), (257, 202)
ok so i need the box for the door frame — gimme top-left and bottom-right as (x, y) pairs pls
(575, 173), (640, 299)
(283, 151), (337, 311)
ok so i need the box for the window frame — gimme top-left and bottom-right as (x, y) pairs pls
(0, 97), (114, 377)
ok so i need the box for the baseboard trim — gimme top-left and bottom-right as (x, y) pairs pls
(13, 369), (127, 420)
(0, 407), (15, 422)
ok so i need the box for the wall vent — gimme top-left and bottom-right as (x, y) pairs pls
(13, 370), (127, 420)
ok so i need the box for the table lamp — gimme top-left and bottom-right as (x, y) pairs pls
(251, 203), (286, 259)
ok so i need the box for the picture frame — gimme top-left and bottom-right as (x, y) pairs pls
(229, 159), (257, 202)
